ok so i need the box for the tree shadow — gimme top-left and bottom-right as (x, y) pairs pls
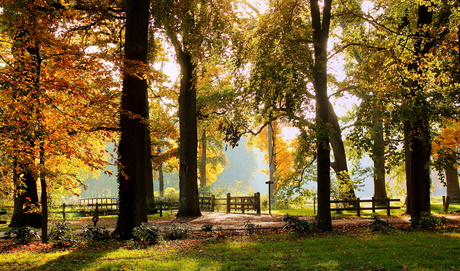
(27, 241), (123, 271)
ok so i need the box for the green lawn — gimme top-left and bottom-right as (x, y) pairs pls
(1, 229), (459, 270)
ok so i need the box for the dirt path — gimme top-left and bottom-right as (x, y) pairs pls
(67, 212), (460, 231)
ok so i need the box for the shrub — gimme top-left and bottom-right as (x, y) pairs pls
(162, 223), (191, 240)
(133, 222), (161, 245)
(81, 226), (111, 242)
(411, 212), (446, 230)
(201, 222), (214, 232)
(368, 214), (393, 232)
(283, 214), (313, 233)
(3, 226), (40, 244)
(49, 220), (77, 247)
(244, 220), (261, 235)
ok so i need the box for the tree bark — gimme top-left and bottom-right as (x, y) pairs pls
(9, 167), (41, 228)
(199, 129), (207, 188)
(446, 163), (460, 202)
(407, 3), (433, 221)
(176, 49), (202, 217)
(328, 101), (356, 200)
(114, 0), (151, 239)
(310, 0), (333, 231)
(372, 119), (387, 200)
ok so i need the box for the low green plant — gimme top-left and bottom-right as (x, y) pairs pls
(3, 226), (40, 244)
(201, 222), (214, 232)
(368, 214), (393, 232)
(282, 214), (313, 233)
(49, 220), (77, 247)
(132, 222), (161, 245)
(244, 220), (261, 235)
(411, 212), (446, 230)
(162, 223), (191, 240)
(80, 225), (111, 242)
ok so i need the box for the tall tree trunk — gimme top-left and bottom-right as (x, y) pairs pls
(199, 129), (207, 188)
(310, 0), (333, 231)
(328, 101), (356, 200)
(404, 120), (412, 214)
(39, 144), (48, 243)
(145, 130), (154, 204)
(114, 0), (151, 239)
(446, 163), (460, 203)
(176, 49), (201, 217)
(407, 3), (433, 221)
(268, 122), (276, 207)
(158, 147), (165, 197)
(372, 119), (387, 200)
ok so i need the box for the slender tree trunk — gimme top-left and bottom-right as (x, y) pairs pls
(372, 119), (387, 200)
(114, 0), (151, 239)
(199, 129), (207, 188)
(268, 122), (276, 207)
(310, 0), (333, 231)
(328, 101), (356, 200)
(176, 49), (201, 217)
(39, 144), (48, 243)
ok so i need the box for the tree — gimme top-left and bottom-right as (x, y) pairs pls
(114, 0), (152, 239)
(0, 0), (121, 242)
(310, 0), (333, 231)
(154, 0), (236, 217)
(341, 0), (459, 220)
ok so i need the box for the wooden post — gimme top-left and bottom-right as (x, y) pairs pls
(384, 198), (389, 216)
(211, 195), (215, 212)
(372, 197), (376, 213)
(444, 196), (450, 213)
(92, 203), (99, 227)
(357, 198), (361, 217)
(226, 193), (231, 213)
(314, 197), (316, 215)
(159, 201), (163, 217)
(255, 192), (261, 214)
(62, 203), (66, 220)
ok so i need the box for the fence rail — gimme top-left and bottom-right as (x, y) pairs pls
(330, 197), (401, 217)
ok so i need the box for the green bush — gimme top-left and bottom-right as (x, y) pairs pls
(3, 226), (40, 244)
(411, 212), (446, 230)
(49, 220), (77, 247)
(133, 222), (161, 245)
(162, 223), (191, 240)
(81, 226), (111, 242)
(283, 214), (313, 233)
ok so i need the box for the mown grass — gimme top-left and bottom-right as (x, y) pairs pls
(1, 228), (459, 270)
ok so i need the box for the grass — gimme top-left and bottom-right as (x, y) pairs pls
(1, 228), (459, 270)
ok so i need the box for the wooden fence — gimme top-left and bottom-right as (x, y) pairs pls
(330, 197), (401, 217)
(157, 193), (261, 214)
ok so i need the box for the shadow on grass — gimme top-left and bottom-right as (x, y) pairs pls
(176, 231), (460, 271)
(26, 241), (122, 271)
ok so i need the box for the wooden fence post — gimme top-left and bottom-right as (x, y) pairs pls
(386, 198), (391, 216)
(62, 203), (66, 220)
(226, 193), (231, 213)
(255, 192), (261, 214)
(211, 195), (215, 212)
(356, 198), (361, 217)
(372, 197), (376, 213)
